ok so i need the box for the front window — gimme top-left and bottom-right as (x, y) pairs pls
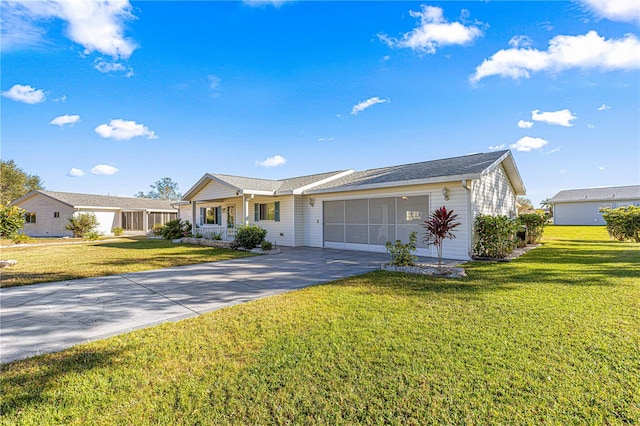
(259, 203), (275, 221)
(25, 212), (36, 223)
(200, 207), (221, 225)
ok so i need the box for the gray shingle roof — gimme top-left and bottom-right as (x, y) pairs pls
(32, 191), (177, 210)
(549, 185), (640, 203)
(309, 150), (510, 192)
(211, 170), (348, 194)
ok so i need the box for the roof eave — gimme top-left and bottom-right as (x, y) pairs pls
(304, 173), (483, 195)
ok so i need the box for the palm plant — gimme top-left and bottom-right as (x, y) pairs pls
(422, 206), (461, 271)
(540, 198), (553, 217)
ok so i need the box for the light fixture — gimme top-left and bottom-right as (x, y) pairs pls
(309, 198), (315, 207)
(442, 187), (450, 201)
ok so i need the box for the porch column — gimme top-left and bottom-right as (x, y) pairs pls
(244, 196), (249, 225)
(191, 201), (197, 235)
(143, 211), (149, 234)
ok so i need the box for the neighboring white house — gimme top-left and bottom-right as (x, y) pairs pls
(179, 150), (525, 260)
(550, 185), (640, 225)
(11, 191), (178, 237)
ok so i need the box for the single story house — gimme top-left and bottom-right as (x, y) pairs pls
(11, 190), (178, 237)
(178, 150), (525, 260)
(550, 185), (640, 225)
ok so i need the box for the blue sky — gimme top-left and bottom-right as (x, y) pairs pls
(2, 0), (639, 206)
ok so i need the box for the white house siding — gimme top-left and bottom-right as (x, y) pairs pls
(77, 209), (118, 235)
(471, 164), (517, 217)
(195, 180), (239, 201)
(303, 182), (472, 261)
(15, 195), (75, 237)
(295, 196), (306, 246)
(177, 204), (193, 224)
(249, 195), (296, 247)
(555, 202), (607, 225)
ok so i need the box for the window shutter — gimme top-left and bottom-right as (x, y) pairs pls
(216, 207), (222, 225)
(254, 203), (259, 222)
(274, 201), (280, 222)
(200, 207), (205, 226)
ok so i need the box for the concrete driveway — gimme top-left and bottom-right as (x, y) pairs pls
(1, 247), (397, 364)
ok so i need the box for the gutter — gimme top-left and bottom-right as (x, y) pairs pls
(462, 179), (473, 259)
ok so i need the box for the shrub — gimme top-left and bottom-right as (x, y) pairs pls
(422, 206), (461, 270)
(0, 204), (25, 238)
(601, 206), (640, 242)
(235, 225), (267, 249)
(473, 214), (518, 259)
(66, 213), (99, 238)
(517, 213), (547, 244)
(111, 227), (124, 236)
(11, 233), (31, 244)
(195, 233), (203, 239)
(212, 231), (223, 241)
(84, 230), (102, 241)
(385, 231), (418, 267)
(261, 240), (273, 251)
(152, 223), (164, 236)
(161, 219), (192, 240)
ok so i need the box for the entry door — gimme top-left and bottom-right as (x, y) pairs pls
(227, 205), (235, 228)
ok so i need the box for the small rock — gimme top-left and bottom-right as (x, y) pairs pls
(0, 260), (18, 268)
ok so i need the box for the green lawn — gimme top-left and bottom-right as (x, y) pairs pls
(0, 237), (254, 288)
(1, 226), (638, 424)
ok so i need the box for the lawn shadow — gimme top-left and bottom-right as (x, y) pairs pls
(0, 347), (126, 416)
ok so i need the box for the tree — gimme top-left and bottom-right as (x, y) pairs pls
(1, 160), (44, 205)
(0, 204), (26, 237)
(540, 198), (553, 217)
(135, 177), (181, 200)
(516, 197), (534, 214)
(66, 213), (99, 238)
(422, 206), (461, 271)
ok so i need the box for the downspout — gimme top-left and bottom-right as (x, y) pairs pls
(462, 180), (473, 260)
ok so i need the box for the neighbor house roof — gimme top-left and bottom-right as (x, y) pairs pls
(549, 185), (640, 203)
(182, 150), (525, 200)
(12, 190), (177, 211)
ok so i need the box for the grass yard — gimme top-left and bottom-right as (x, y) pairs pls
(0, 237), (254, 288)
(1, 226), (639, 424)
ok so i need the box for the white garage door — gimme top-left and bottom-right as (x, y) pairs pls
(323, 195), (431, 255)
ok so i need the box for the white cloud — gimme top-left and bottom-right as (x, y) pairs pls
(545, 147), (562, 155)
(94, 59), (134, 77)
(242, 0), (293, 7)
(510, 136), (549, 152)
(517, 120), (534, 129)
(2, 1), (138, 59)
(489, 144), (505, 150)
(67, 168), (85, 177)
(598, 166), (605, 170)
(91, 164), (119, 175)
(208, 75), (221, 90)
(53, 94), (67, 103)
(351, 97), (389, 115)
(531, 109), (576, 127)
(598, 104), (611, 111)
(256, 155), (287, 168)
(50, 114), (80, 127)
(318, 137), (334, 142)
(1, 84), (46, 104)
(580, 0), (640, 24)
(560, 169), (567, 174)
(471, 31), (640, 83)
(509, 35), (532, 49)
(379, 5), (483, 54)
(587, 123), (596, 128)
(95, 119), (158, 141)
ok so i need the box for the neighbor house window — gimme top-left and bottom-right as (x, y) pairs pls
(254, 202), (280, 222)
(25, 212), (36, 223)
(53, 212), (60, 218)
(200, 207), (221, 225)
